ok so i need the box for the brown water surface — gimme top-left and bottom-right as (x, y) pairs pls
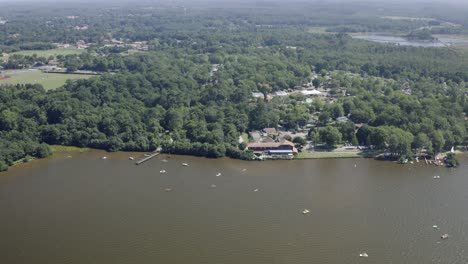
(1, 150), (467, 264)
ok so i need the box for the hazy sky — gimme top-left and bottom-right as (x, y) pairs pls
(0, 0), (466, 2)
(0, 0), (467, 7)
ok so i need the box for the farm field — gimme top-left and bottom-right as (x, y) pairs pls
(10, 48), (84, 57)
(0, 69), (94, 90)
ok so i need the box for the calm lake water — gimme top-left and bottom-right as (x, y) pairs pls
(352, 35), (446, 47)
(1, 150), (467, 264)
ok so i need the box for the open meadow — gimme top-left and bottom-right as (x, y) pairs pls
(10, 48), (84, 57)
(0, 69), (94, 90)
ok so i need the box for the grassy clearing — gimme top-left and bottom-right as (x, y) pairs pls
(0, 70), (94, 90)
(307, 27), (330, 34)
(241, 133), (249, 143)
(296, 150), (362, 159)
(50, 145), (89, 153)
(10, 48), (84, 57)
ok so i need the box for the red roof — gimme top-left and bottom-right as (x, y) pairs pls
(247, 140), (297, 152)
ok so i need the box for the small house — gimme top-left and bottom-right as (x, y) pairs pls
(262, 127), (277, 135)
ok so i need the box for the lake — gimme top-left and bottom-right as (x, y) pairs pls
(1, 150), (467, 263)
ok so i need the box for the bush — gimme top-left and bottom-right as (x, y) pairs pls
(445, 153), (459, 167)
(0, 161), (8, 172)
(238, 142), (247, 150)
(35, 144), (52, 158)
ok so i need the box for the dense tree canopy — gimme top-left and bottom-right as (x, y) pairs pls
(0, 2), (467, 169)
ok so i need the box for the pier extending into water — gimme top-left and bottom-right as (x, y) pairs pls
(135, 151), (160, 165)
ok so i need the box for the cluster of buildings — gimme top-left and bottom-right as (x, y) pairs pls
(252, 88), (328, 102)
(247, 128), (298, 159)
(54, 39), (150, 51)
(54, 40), (91, 50)
(74, 25), (89, 31)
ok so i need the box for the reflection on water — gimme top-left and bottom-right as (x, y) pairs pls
(0, 150), (467, 264)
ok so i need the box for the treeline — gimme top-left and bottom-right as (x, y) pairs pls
(2, 1), (467, 50)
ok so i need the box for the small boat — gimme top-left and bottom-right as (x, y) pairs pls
(161, 159), (168, 163)
(182, 163), (189, 166)
(242, 168), (247, 172)
(354, 164), (357, 168)
(432, 225), (439, 229)
(253, 188), (259, 192)
(302, 209), (310, 214)
(160, 170), (166, 174)
(210, 184), (217, 188)
(216, 173), (222, 177)
(67, 155), (72, 158)
(441, 234), (449, 239)
(129, 157), (134, 160)
(101, 156), (108, 160)
(433, 175), (441, 179)
(359, 253), (369, 258)
(164, 188), (173, 192)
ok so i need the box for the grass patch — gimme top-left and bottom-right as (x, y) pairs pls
(241, 133), (249, 143)
(10, 48), (84, 57)
(296, 150), (362, 159)
(0, 70), (94, 90)
(50, 145), (89, 153)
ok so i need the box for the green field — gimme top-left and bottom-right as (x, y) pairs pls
(296, 150), (363, 159)
(0, 70), (94, 90)
(10, 48), (84, 57)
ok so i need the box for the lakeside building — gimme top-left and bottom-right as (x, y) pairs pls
(247, 140), (298, 158)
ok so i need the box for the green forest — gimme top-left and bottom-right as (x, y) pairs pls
(1, 1), (467, 171)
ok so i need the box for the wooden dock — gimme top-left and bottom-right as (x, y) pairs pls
(135, 151), (160, 165)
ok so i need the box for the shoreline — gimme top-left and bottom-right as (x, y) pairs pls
(3, 145), (465, 173)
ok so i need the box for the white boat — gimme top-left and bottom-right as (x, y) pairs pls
(253, 188), (259, 192)
(182, 163), (189, 166)
(160, 170), (166, 174)
(129, 157), (134, 160)
(441, 234), (449, 239)
(432, 225), (439, 229)
(216, 173), (222, 177)
(302, 209), (310, 214)
(210, 184), (217, 188)
(101, 156), (108, 160)
(433, 175), (441, 179)
(359, 253), (369, 258)
(242, 168), (247, 172)
(164, 188), (173, 192)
